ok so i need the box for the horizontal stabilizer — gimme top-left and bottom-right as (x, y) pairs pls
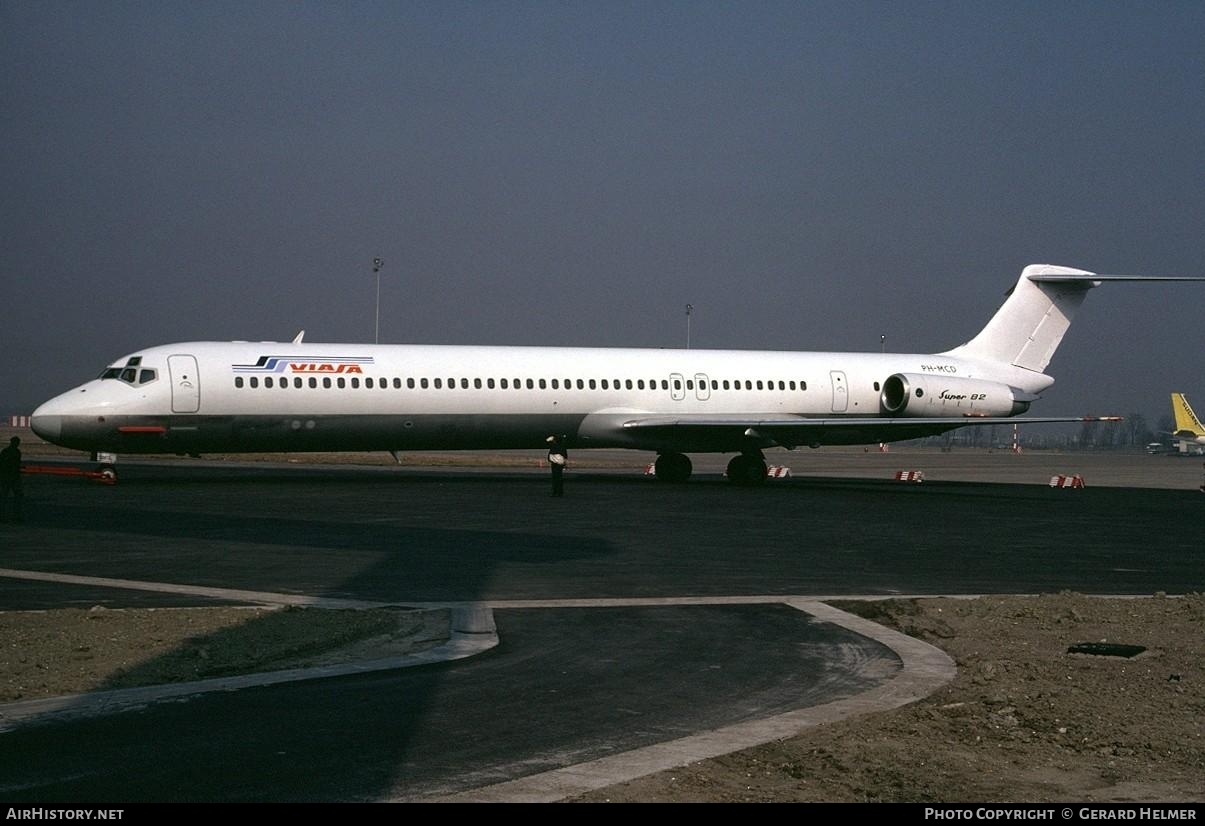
(1029, 274), (1205, 283)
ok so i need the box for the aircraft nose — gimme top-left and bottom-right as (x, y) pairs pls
(30, 409), (62, 443)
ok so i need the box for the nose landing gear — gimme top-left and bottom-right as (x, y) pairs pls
(93, 451), (118, 484)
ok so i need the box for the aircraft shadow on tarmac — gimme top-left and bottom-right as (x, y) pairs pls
(0, 603), (898, 801)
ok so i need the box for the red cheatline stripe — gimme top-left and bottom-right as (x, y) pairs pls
(117, 426), (167, 433)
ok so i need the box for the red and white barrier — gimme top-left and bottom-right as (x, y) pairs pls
(7, 416), (31, 427)
(644, 463), (656, 476)
(895, 470), (925, 483)
(1049, 474), (1085, 489)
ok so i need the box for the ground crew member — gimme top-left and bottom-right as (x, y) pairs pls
(546, 435), (567, 497)
(0, 436), (24, 522)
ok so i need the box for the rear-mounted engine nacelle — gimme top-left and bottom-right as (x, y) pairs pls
(880, 373), (1031, 417)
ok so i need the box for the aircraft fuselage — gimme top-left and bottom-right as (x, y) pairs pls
(31, 341), (1047, 456)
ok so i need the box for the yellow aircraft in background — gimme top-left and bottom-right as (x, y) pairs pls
(1170, 393), (1205, 455)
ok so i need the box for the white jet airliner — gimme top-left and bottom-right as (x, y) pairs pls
(30, 265), (1203, 484)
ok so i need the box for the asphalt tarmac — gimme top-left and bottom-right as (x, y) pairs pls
(1, 457), (1200, 801)
(3, 460), (1200, 602)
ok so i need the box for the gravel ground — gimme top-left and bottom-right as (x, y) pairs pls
(0, 605), (443, 702)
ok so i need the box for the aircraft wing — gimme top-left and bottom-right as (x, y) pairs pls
(621, 414), (1120, 449)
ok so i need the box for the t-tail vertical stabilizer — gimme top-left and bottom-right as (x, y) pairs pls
(943, 265), (1205, 375)
(942, 265), (1099, 374)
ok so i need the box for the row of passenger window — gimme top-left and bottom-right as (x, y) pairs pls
(233, 375), (810, 392)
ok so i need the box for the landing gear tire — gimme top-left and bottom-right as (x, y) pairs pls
(726, 454), (768, 486)
(654, 452), (693, 483)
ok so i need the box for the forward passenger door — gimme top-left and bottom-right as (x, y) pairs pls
(169, 354), (201, 413)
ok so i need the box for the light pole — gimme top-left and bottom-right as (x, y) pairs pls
(685, 304), (693, 349)
(373, 257), (384, 344)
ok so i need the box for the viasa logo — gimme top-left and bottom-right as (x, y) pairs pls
(233, 356), (375, 374)
(288, 362), (370, 374)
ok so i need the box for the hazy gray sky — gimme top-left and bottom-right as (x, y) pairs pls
(3, 1), (1203, 425)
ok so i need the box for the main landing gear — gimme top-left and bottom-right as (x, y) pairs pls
(726, 452), (768, 486)
(653, 452), (693, 483)
(652, 451), (770, 485)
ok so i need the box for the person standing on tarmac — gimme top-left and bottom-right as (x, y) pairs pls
(546, 435), (567, 497)
(0, 436), (24, 523)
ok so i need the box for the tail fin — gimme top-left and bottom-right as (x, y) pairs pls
(1171, 393), (1205, 438)
(941, 265), (1099, 373)
(943, 265), (1205, 373)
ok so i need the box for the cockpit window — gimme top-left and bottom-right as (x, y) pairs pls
(100, 363), (156, 385)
